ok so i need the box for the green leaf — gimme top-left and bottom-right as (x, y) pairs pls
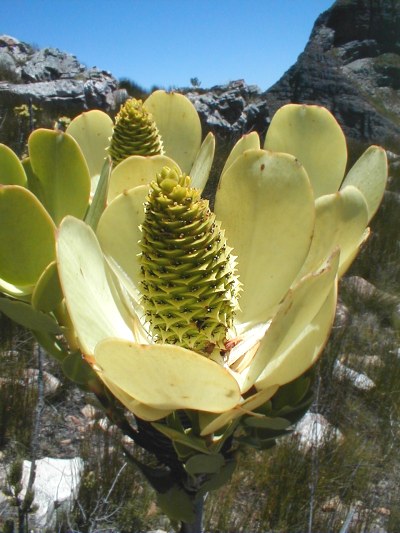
(84, 157), (111, 231)
(185, 453), (224, 475)
(243, 415), (291, 430)
(295, 186), (369, 281)
(96, 184), (148, 304)
(22, 157), (45, 203)
(0, 279), (33, 300)
(152, 423), (211, 454)
(32, 261), (63, 312)
(28, 129), (91, 225)
(62, 352), (98, 385)
(0, 298), (60, 334)
(108, 154), (179, 202)
(215, 149), (315, 326)
(199, 386), (278, 437)
(34, 331), (68, 363)
(245, 252), (339, 393)
(221, 131), (260, 176)
(197, 459), (237, 495)
(271, 375), (311, 411)
(0, 144), (27, 186)
(102, 377), (172, 421)
(95, 340), (241, 413)
(123, 453), (174, 493)
(57, 216), (134, 356)
(173, 441), (198, 461)
(0, 185), (56, 286)
(279, 398), (314, 425)
(157, 484), (195, 523)
(254, 281), (338, 391)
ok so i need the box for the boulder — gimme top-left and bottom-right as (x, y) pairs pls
(20, 457), (84, 528)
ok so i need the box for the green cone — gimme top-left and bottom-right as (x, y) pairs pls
(109, 98), (164, 166)
(140, 167), (240, 357)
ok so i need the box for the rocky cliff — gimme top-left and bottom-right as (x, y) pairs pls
(264, 0), (400, 148)
(0, 35), (117, 114)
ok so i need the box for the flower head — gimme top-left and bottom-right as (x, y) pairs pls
(108, 98), (164, 166)
(0, 90), (387, 446)
(55, 96), (387, 440)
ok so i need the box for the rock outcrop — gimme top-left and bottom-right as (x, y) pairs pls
(264, 0), (400, 147)
(0, 35), (117, 113)
(186, 79), (270, 138)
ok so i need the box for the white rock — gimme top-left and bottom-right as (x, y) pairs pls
(23, 368), (61, 396)
(333, 360), (376, 391)
(20, 456), (83, 528)
(294, 412), (343, 450)
(80, 403), (98, 419)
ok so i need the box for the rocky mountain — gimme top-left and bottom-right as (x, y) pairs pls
(264, 0), (400, 149)
(0, 35), (117, 114)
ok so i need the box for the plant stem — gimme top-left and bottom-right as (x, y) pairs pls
(180, 494), (204, 533)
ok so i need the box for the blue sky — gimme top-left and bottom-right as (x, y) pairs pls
(2, 0), (334, 91)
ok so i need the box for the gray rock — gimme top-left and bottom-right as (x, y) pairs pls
(0, 34), (117, 113)
(187, 79), (270, 137)
(21, 47), (85, 82)
(333, 301), (350, 330)
(25, 457), (83, 528)
(341, 276), (400, 321)
(0, 50), (18, 82)
(333, 360), (376, 391)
